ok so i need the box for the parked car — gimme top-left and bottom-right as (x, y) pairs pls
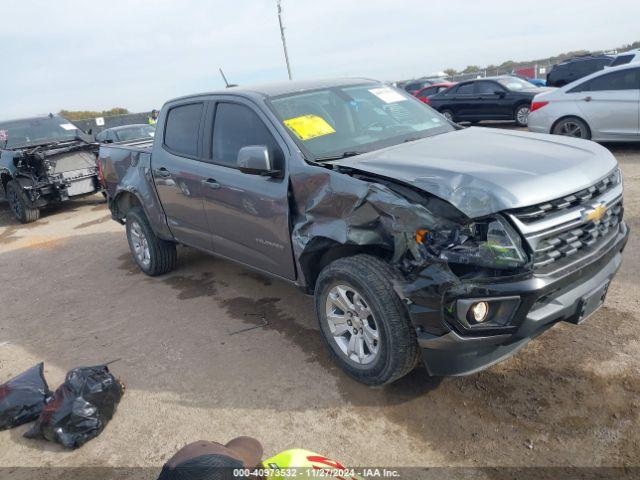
(402, 78), (440, 94)
(99, 78), (628, 385)
(546, 55), (613, 87)
(95, 124), (155, 143)
(0, 115), (101, 223)
(413, 82), (456, 103)
(609, 49), (640, 67)
(528, 63), (640, 141)
(512, 73), (546, 87)
(428, 76), (544, 126)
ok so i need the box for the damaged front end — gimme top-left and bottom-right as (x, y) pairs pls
(292, 163), (628, 377)
(6, 142), (100, 208)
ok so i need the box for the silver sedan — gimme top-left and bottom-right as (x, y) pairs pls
(528, 63), (640, 141)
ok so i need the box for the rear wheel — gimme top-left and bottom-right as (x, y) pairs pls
(315, 255), (420, 385)
(552, 117), (591, 139)
(514, 104), (530, 127)
(126, 207), (177, 276)
(441, 109), (455, 122)
(6, 180), (40, 223)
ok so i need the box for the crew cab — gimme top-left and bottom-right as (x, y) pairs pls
(0, 115), (101, 223)
(99, 78), (628, 385)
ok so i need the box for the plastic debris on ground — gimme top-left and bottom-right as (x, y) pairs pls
(25, 364), (124, 449)
(0, 363), (51, 430)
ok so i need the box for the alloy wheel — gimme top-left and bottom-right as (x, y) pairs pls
(129, 220), (151, 268)
(325, 284), (380, 365)
(557, 120), (586, 138)
(516, 106), (530, 125)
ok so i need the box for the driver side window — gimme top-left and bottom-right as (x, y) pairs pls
(212, 103), (283, 169)
(476, 81), (500, 94)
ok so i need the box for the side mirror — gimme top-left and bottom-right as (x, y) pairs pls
(237, 145), (279, 176)
(495, 90), (506, 97)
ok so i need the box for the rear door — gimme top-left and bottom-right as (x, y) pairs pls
(151, 101), (213, 251)
(201, 98), (295, 279)
(449, 82), (477, 119)
(571, 67), (640, 138)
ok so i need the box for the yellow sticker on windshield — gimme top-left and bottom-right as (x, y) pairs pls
(283, 114), (335, 141)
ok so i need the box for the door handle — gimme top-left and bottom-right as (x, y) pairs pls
(154, 167), (171, 178)
(583, 96), (592, 102)
(202, 178), (221, 190)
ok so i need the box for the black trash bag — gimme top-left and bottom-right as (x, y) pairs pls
(25, 364), (124, 448)
(0, 363), (51, 430)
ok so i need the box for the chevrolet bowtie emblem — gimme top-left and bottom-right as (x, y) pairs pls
(584, 203), (607, 223)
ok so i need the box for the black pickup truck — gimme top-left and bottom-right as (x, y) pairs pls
(99, 78), (628, 385)
(0, 115), (101, 223)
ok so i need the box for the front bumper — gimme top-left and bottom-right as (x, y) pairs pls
(409, 222), (629, 376)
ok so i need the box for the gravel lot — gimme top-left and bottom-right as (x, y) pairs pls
(0, 132), (638, 476)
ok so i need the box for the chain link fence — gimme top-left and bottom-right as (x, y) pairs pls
(446, 63), (553, 83)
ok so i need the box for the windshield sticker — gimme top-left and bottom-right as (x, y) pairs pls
(283, 114), (336, 141)
(369, 87), (407, 104)
(59, 123), (78, 131)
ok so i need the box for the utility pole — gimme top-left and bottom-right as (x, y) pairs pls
(277, 0), (293, 80)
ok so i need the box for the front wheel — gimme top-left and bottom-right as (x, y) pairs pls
(6, 180), (40, 223)
(315, 255), (420, 386)
(514, 104), (530, 127)
(126, 207), (177, 276)
(440, 109), (455, 122)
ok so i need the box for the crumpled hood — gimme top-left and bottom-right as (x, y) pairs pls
(330, 127), (618, 218)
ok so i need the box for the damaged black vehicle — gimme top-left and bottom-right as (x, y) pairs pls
(0, 115), (101, 223)
(99, 79), (629, 385)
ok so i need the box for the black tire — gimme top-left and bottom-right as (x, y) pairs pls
(514, 104), (530, 127)
(552, 116), (591, 140)
(6, 180), (40, 223)
(440, 109), (455, 122)
(315, 254), (421, 386)
(125, 207), (177, 276)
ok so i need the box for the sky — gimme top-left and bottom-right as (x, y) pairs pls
(0, 0), (638, 120)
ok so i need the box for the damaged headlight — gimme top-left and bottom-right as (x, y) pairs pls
(417, 216), (527, 270)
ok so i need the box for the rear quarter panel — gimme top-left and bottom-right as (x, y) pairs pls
(99, 143), (174, 240)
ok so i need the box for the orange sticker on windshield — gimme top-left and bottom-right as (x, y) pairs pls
(283, 115), (335, 141)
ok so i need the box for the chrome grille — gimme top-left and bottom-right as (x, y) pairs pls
(509, 170), (624, 272)
(529, 201), (622, 268)
(513, 169), (620, 223)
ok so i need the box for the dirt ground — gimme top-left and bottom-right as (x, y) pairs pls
(0, 134), (638, 476)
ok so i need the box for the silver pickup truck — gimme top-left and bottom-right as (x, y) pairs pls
(99, 78), (629, 385)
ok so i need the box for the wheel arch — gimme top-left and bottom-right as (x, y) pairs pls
(550, 114), (592, 137)
(299, 237), (392, 294)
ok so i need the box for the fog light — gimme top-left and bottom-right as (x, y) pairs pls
(471, 301), (489, 323)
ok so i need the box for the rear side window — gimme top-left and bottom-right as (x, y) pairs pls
(611, 55), (634, 67)
(571, 68), (640, 92)
(212, 103), (282, 168)
(456, 83), (475, 94)
(164, 103), (204, 157)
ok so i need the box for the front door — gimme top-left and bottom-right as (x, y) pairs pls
(474, 81), (507, 119)
(152, 101), (213, 251)
(573, 67), (640, 138)
(201, 100), (295, 280)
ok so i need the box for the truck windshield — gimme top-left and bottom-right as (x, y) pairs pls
(269, 83), (453, 160)
(0, 116), (80, 148)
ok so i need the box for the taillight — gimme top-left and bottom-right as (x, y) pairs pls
(96, 157), (106, 189)
(421, 97), (430, 104)
(531, 101), (548, 112)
